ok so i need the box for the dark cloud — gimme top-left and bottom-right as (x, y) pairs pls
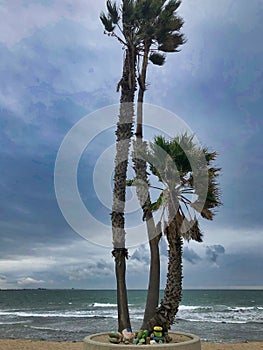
(130, 245), (150, 265)
(146, 0), (263, 232)
(0, 19), (121, 262)
(184, 251), (263, 289)
(183, 246), (202, 265)
(130, 237), (169, 266)
(67, 260), (114, 281)
(219, 252), (263, 287)
(0, 53), (115, 254)
(205, 245), (225, 264)
(0, 0), (263, 289)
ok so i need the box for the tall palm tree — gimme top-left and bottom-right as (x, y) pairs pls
(100, 0), (137, 331)
(144, 134), (221, 332)
(101, 0), (185, 330)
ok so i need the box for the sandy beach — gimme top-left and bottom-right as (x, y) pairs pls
(0, 339), (263, 350)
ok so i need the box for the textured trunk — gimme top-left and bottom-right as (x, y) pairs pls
(132, 43), (161, 329)
(133, 140), (161, 330)
(146, 193), (183, 334)
(112, 46), (136, 332)
(135, 43), (150, 139)
(160, 219), (183, 332)
(141, 228), (161, 329)
(146, 220), (183, 333)
(112, 248), (130, 332)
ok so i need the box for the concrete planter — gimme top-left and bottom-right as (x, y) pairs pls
(83, 332), (201, 350)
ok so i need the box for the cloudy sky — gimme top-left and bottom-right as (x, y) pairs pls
(1, 0), (263, 290)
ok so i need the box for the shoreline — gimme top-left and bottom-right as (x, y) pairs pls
(0, 339), (263, 350)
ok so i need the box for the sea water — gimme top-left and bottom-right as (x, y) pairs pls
(0, 289), (262, 343)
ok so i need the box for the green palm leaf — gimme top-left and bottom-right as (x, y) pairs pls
(158, 33), (185, 52)
(149, 52), (166, 66)
(106, 0), (119, 24)
(147, 133), (222, 242)
(100, 12), (115, 32)
(149, 192), (164, 212)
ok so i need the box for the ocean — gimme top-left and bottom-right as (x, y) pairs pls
(0, 289), (262, 343)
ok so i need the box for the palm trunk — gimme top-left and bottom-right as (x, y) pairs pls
(132, 43), (161, 329)
(159, 219), (183, 332)
(112, 248), (130, 331)
(135, 42), (150, 139)
(112, 46), (136, 332)
(146, 193), (183, 334)
(141, 226), (161, 329)
(133, 140), (161, 330)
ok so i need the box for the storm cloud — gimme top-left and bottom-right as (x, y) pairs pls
(205, 245), (225, 264)
(0, 0), (262, 289)
(183, 247), (202, 265)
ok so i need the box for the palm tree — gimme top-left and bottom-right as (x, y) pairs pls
(143, 134), (221, 332)
(126, 0), (185, 328)
(132, 0), (185, 329)
(100, 0), (137, 331)
(101, 0), (185, 331)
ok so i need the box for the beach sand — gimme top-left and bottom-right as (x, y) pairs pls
(0, 339), (263, 350)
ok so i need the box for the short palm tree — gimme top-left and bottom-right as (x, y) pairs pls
(143, 134), (221, 331)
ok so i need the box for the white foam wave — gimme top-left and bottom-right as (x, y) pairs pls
(176, 303), (263, 325)
(92, 302), (133, 308)
(92, 303), (117, 308)
(0, 302), (261, 325)
(0, 310), (116, 319)
(0, 321), (29, 325)
(179, 305), (200, 310)
(183, 318), (247, 324)
(179, 305), (212, 311)
(229, 306), (255, 311)
(29, 325), (59, 331)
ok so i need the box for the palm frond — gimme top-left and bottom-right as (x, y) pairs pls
(147, 134), (222, 237)
(100, 12), (115, 32)
(122, 0), (135, 27)
(158, 33), (185, 52)
(106, 0), (119, 24)
(126, 179), (135, 186)
(168, 16), (184, 32)
(163, 0), (182, 15)
(148, 192), (164, 212)
(149, 52), (166, 66)
(181, 219), (203, 242)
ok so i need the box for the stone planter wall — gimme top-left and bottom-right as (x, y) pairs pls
(83, 332), (201, 350)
